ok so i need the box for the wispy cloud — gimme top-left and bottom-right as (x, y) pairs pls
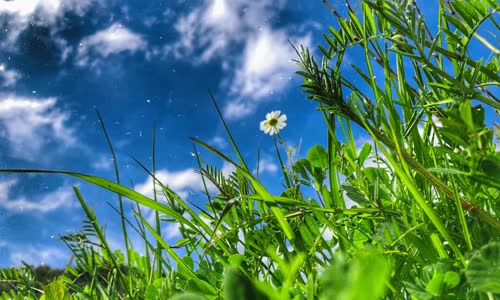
(256, 156), (279, 175)
(76, 23), (147, 69)
(0, 95), (76, 162)
(0, 177), (76, 214)
(135, 168), (216, 201)
(164, 0), (312, 120)
(0, 0), (94, 49)
(0, 64), (21, 87)
(208, 135), (227, 149)
(164, 0), (264, 63)
(91, 155), (114, 171)
(223, 27), (311, 120)
(6, 244), (69, 267)
(230, 28), (310, 101)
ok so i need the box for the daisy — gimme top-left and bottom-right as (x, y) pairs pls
(260, 111), (287, 136)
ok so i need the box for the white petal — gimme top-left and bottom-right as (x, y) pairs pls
(260, 121), (267, 130)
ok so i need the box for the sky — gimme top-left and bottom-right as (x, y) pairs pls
(0, 1), (498, 269)
(0, 0), (341, 268)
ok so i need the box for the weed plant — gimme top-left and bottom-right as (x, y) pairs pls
(1, 0), (499, 299)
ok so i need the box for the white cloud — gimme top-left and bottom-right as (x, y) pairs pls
(0, 0), (94, 48)
(165, 0), (262, 63)
(0, 177), (76, 214)
(221, 160), (236, 177)
(135, 168), (216, 201)
(230, 28), (310, 100)
(224, 28), (311, 120)
(256, 157), (279, 174)
(0, 64), (21, 87)
(209, 135), (227, 149)
(92, 155), (114, 171)
(163, 222), (181, 240)
(8, 244), (69, 267)
(165, 0), (311, 120)
(223, 100), (255, 120)
(0, 95), (76, 161)
(76, 23), (146, 68)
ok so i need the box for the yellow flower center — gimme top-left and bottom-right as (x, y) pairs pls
(269, 118), (278, 126)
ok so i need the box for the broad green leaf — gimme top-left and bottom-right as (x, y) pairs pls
(307, 145), (329, 169)
(466, 242), (500, 293)
(41, 280), (71, 300)
(319, 251), (391, 300)
(185, 278), (217, 296)
(479, 153), (500, 178)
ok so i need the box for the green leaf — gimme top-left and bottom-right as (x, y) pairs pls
(479, 153), (500, 178)
(319, 251), (391, 300)
(425, 273), (445, 296)
(170, 293), (207, 300)
(145, 278), (169, 300)
(185, 278), (217, 296)
(224, 267), (267, 300)
(293, 158), (312, 180)
(41, 280), (71, 300)
(443, 271), (460, 289)
(307, 145), (329, 169)
(358, 143), (372, 166)
(466, 242), (500, 293)
(228, 254), (246, 267)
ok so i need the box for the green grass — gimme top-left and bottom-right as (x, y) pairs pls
(1, 0), (500, 299)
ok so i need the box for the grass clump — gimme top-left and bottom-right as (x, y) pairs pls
(1, 0), (500, 299)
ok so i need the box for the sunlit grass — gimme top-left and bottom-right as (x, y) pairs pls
(1, 0), (500, 299)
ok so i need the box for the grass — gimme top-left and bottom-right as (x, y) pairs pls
(1, 0), (500, 299)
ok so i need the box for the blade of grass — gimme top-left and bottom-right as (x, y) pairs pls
(191, 137), (296, 243)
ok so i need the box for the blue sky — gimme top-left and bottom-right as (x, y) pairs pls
(0, 0), (341, 268)
(0, 1), (498, 268)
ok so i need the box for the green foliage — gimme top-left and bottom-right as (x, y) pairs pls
(465, 242), (500, 294)
(319, 251), (391, 300)
(1, 0), (499, 299)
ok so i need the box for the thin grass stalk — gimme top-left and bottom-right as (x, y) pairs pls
(72, 186), (130, 296)
(95, 111), (132, 295)
(150, 123), (163, 281)
(363, 121), (465, 263)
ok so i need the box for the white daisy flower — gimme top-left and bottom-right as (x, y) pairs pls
(259, 111), (287, 136)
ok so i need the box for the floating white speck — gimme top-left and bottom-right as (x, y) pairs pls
(146, 99), (151, 103)
(32, 90), (36, 94)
